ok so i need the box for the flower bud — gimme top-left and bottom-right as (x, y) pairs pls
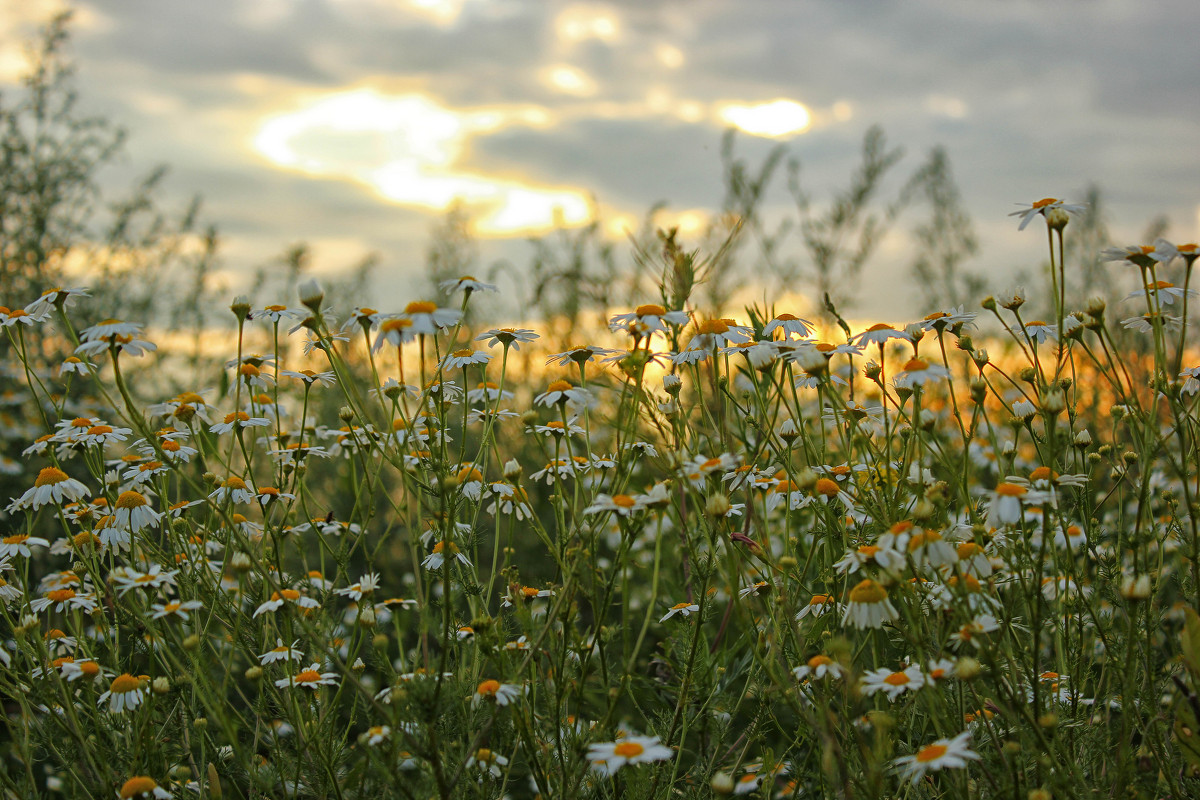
(955, 656), (982, 680)
(1040, 387), (1066, 415)
(705, 493), (733, 519)
(663, 373), (682, 395)
(152, 677), (171, 695)
(245, 666), (263, 681)
(710, 772), (734, 794)
(503, 458), (522, 480)
(1044, 207), (1070, 230)
(1120, 574), (1152, 601)
(230, 295), (252, 321)
(298, 279), (324, 312)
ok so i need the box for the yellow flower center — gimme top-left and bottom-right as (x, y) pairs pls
(808, 655), (833, 668)
(866, 323), (894, 332)
(902, 357), (928, 372)
(635, 303), (666, 317)
(695, 318), (730, 335)
(546, 380), (572, 393)
(35, 467), (69, 486)
(110, 674), (142, 694)
(815, 478), (840, 497)
(295, 669), (321, 683)
(884, 671), (910, 686)
(916, 743), (949, 763)
(612, 494), (636, 508)
(115, 491), (147, 509)
(3, 534), (28, 545)
(223, 476), (247, 489)
(995, 483), (1026, 497)
(477, 679), (500, 696)
(120, 777), (160, 799)
(848, 579), (887, 604)
(613, 742), (645, 758)
(405, 301), (437, 314)
(1031, 198), (1059, 209)
(381, 318), (413, 333)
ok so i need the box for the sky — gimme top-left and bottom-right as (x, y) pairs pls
(2, 0), (1198, 322)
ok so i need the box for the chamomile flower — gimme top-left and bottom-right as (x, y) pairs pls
(1020, 320), (1057, 344)
(9, 467), (89, 510)
(0, 533), (50, 559)
(275, 663), (338, 689)
(422, 540), (472, 569)
(534, 379), (591, 407)
(860, 665), (925, 701)
(608, 304), (690, 338)
(111, 490), (162, 532)
(209, 412), (270, 435)
(1127, 280), (1194, 306)
(98, 673), (147, 713)
(660, 601), (699, 621)
(763, 313), (814, 339)
(892, 731), (979, 783)
(259, 639), (304, 665)
(545, 344), (619, 366)
(149, 599), (203, 620)
(894, 357), (951, 388)
(25, 286), (90, 317)
(475, 327), (539, 350)
(466, 748), (509, 778)
(587, 735), (673, 775)
(842, 579), (899, 629)
(440, 275), (498, 295)
(796, 593), (839, 620)
(117, 775), (172, 799)
(209, 476), (256, 504)
(851, 323), (912, 347)
(1101, 242), (1176, 269)
(441, 348), (492, 370)
(583, 493), (646, 517)
(793, 654), (844, 681)
(1009, 198), (1087, 231)
(472, 679), (524, 706)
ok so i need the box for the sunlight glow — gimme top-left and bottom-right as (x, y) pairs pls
(542, 64), (598, 96)
(718, 99), (812, 138)
(555, 5), (621, 44)
(253, 89), (591, 236)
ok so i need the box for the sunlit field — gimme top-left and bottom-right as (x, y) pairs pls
(4, 14), (1200, 800)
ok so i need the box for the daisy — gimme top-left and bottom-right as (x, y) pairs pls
(608, 304), (690, 338)
(98, 673), (147, 713)
(1122, 312), (1182, 333)
(892, 731), (979, 783)
(894, 357), (950, 388)
(112, 490), (162, 532)
(1101, 241), (1176, 269)
(796, 593), (839, 620)
(660, 601), (699, 622)
(0, 305), (45, 327)
(335, 573), (381, 602)
(583, 493), (645, 517)
(472, 679), (524, 706)
(440, 275), (497, 295)
(920, 306), (977, 332)
(253, 303), (302, 324)
(9, 467), (89, 510)
(441, 348), (492, 370)
(1180, 366), (1200, 395)
(422, 540), (472, 570)
(683, 317), (752, 350)
(59, 356), (94, 376)
(793, 654), (844, 681)
(24, 286), (90, 317)
(545, 344), (619, 366)
(75, 320), (156, 358)
(253, 589), (320, 617)
(475, 327), (539, 350)
(275, 663), (338, 689)
(0, 533), (50, 559)
(113, 564), (179, 595)
(401, 300), (461, 334)
(209, 476), (256, 504)
(259, 639), (304, 665)
(860, 665), (925, 701)
(1021, 320), (1057, 344)
(533, 379), (591, 407)
(986, 482), (1046, 528)
(842, 579), (899, 629)
(466, 748), (509, 778)
(149, 599), (203, 620)
(763, 312), (814, 340)
(1009, 198), (1087, 231)
(1127, 280), (1194, 307)
(851, 323), (912, 348)
(587, 735), (673, 775)
(117, 776), (172, 799)
(208, 412), (271, 435)
(533, 419), (584, 438)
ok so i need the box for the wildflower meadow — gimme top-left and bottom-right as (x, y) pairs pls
(3, 195), (1200, 800)
(3, 15), (1200, 800)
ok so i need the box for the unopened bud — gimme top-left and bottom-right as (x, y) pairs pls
(230, 296), (252, 321)
(152, 677), (170, 695)
(298, 279), (324, 312)
(503, 458), (522, 480)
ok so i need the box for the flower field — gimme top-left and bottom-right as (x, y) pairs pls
(3, 204), (1200, 800)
